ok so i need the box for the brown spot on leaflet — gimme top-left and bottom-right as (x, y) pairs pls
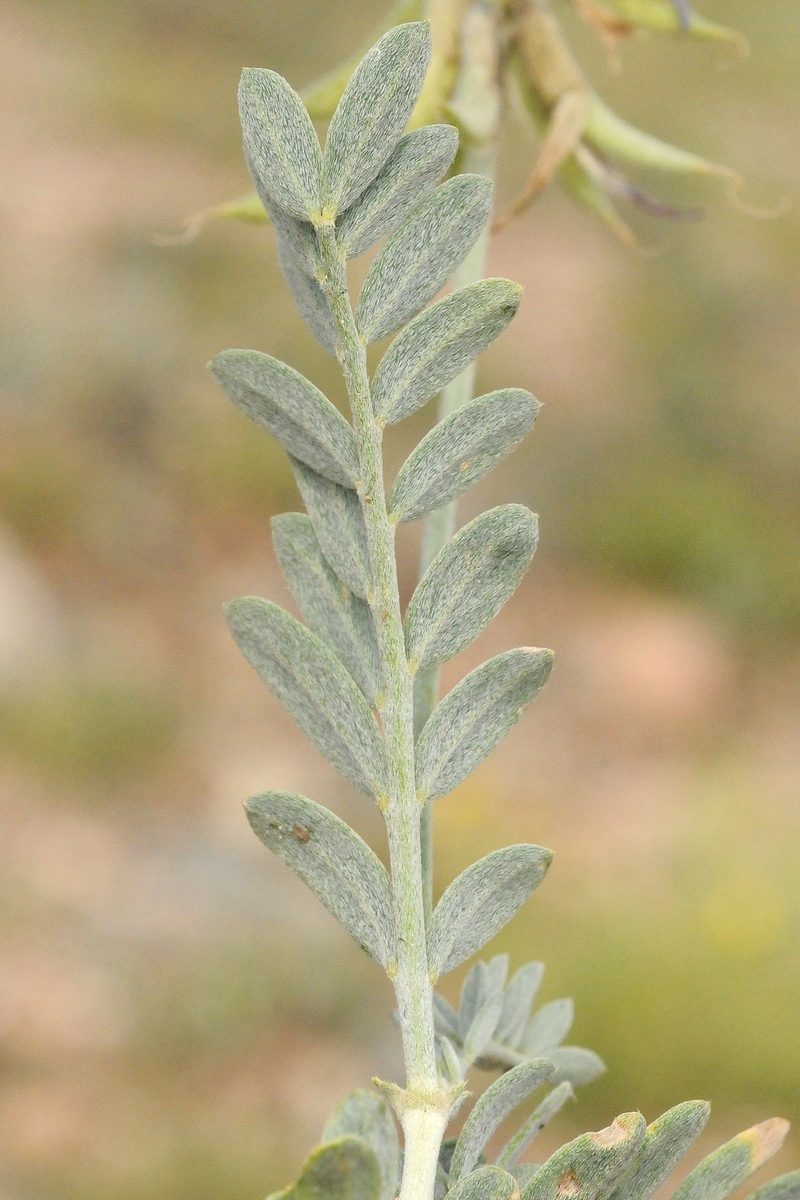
(556, 1170), (581, 1198)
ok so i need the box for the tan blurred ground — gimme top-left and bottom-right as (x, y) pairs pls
(0, 2), (798, 1198)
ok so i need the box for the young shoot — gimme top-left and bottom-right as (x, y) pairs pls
(209, 15), (795, 1200)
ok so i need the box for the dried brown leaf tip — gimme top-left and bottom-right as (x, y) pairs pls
(590, 1118), (633, 1149)
(743, 1118), (791, 1170)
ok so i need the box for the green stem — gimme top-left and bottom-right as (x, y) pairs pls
(314, 10), (504, 1198)
(315, 222), (439, 1096)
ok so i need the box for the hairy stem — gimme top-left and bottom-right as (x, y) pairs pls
(417, 0), (503, 921)
(316, 9), (504, 1198)
(315, 223), (439, 1100)
(400, 1107), (451, 1200)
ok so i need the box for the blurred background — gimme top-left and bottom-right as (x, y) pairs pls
(0, 1), (798, 1197)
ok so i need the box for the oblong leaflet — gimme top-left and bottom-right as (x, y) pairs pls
(405, 505), (539, 670)
(389, 389), (539, 523)
(606, 1102), (711, 1200)
(272, 513), (381, 705)
(292, 460), (373, 600)
(428, 845), (553, 978)
(521, 1114), (647, 1200)
(239, 68), (323, 221)
(265, 1136), (382, 1200)
(268, 200), (339, 356)
(372, 278), (522, 423)
(226, 597), (386, 797)
(355, 175), (493, 345)
(322, 22), (432, 213)
(521, 998), (574, 1057)
(247, 792), (395, 971)
(671, 1121), (790, 1200)
(415, 647), (553, 801)
(494, 962), (545, 1050)
(211, 350), (358, 488)
(338, 124), (458, 259)
(451, 1061), (555, 1181)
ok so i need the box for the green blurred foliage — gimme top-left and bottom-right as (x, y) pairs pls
(561, 421), (800, 638)
(434, 770), (800, 1122)
(0, 668), (177, 782)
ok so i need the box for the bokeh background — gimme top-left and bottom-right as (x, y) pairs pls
(0, 1), (798, 1198)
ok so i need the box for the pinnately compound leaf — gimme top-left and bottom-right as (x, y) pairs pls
(522, 1114), (648, 1200)
(428, 846), (553, 979)
(372, 279), (522, 424)
(247, 793), (395, 971)
(239, 68), (323, 221)
(322, 22), (432, 214)
(447, 1167), (518, 1200)
(272, 514), (381, 705)
(226, 598), (386, 797)
(520, 998), (574, 1057)
(337, 125), (459, 259)
(355, 174), (494, 344)
(451, 1061), (555, 1181)
(389, 389), (539, 523)
(496, 1082), (575, 1169)
(671, 1120), (791, 1200)
(405, 507), (539, 671)
(211, 350), (359, 488)
(415, 648), (554, 801)
(606, 1102), (710, 1200)
(494, 962), (545, 1049)
(748, 1174), (800, 1200)
(291, 460), (373, 600)
(323, 1091), (400, 1200)
(266, 1136), (381, 1200)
